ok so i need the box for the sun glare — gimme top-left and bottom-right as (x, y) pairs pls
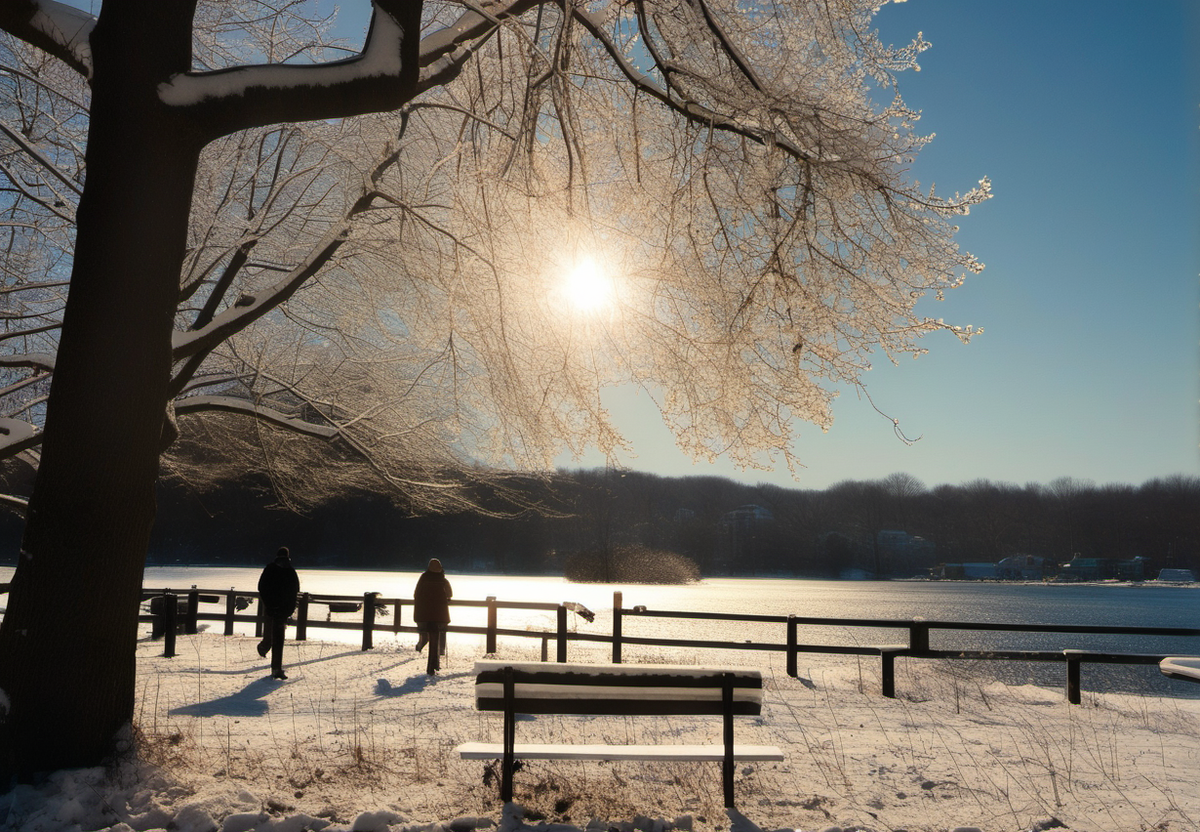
(564, 258), (613, 313)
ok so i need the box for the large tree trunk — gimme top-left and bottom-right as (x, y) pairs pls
(0, 3), (202, 780)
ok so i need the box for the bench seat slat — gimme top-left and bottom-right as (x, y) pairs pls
(475, 697), (761, 716)
(475, 683), (762, 702)
(473, 661), (764, 716)
(456, 741), (784, 762)
(473, 660), (764, 682)
(474, 664), (763, 690)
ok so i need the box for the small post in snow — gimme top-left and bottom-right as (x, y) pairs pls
(557, 604), (568, 662)
(296, 592), (309, 641)
(361, 592), (376, 651)
(223, 588), (236, 636)
(612, 591), (623, 664)
(486, 596), (498, 654)
(786, 614), (798, 677)
(185, 588), (199, 635)
(909, 618), (929, 653)
(162, 591), (177, 658)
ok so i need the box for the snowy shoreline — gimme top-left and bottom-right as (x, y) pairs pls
(3, 629), (1199, 832)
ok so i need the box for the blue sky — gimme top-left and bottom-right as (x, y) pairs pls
(557, 0), (1200, 491)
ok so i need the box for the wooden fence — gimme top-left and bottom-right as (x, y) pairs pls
(140, 587), (587, 661)
(140, 587), (1200, 705)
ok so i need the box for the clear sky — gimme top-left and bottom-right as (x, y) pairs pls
(556, 0), (1200, 492)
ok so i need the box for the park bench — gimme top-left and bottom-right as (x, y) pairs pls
(456, 660), (783, 808)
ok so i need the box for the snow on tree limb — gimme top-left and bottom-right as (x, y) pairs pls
(0, 0), (94, 78)
(0, 417), (40, 458)
(173, 395), (338, 439)
(158, 2), (422, 141)
(0, 353), (55, 372)
(415, 0), (540, 91)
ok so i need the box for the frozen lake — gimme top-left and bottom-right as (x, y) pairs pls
(3, 565), (1198, 695)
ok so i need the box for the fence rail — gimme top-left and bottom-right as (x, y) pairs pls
(610, 591), (1200, 704)
(140, 587), (582, 661)
(140, 586), (1200, 705)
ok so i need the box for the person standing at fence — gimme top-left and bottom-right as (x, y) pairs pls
(413, 558), (452, 674)
(257, 547), (300, 680)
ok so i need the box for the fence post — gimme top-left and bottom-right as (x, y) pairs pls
(612, 591), (623, 664)
(185, 588), (200, 635)
(224, 589), (236, 636)
(362, 592), (376, 651)
(1065, 650), (1082, 705)
(486, 596), (498, 654)
(786, 615), (798, 677)
(880, 648), (901, 698)
(909, 618), (929, 653)
(296, 592), (309, 641)
(393, 599), (402, 634)
(254, 597), (264, 639)
(557, 604), (568, 662)
(162, 591), (177, 658)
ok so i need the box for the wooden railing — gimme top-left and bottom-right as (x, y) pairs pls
(140, 587), (588, 662)
(140, 587), (1200, 704)
(610, 591), (1200, 704)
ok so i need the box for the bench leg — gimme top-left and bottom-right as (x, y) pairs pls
(722, 674), (735, 808)
(502, 669), (516, 802)
(501, 727), (514, 802)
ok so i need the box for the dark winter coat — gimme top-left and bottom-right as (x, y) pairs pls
(412, 570), (452, 624)
(258, 556), (300, 618)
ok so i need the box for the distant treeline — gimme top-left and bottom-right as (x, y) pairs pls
(2, 469), (1196, 579)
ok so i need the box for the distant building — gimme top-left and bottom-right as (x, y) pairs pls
(997, 554), (1050, 580)
(934, 562), (998, 580)
(1056, 556), (1146, 582)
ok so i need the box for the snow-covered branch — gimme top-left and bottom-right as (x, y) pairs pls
(0, 353), (56, 372)
(0, 416), (41, 459)
(0, 0), (94, 78)
(159, 2), (422, 142)
(173, 395), (338, 439)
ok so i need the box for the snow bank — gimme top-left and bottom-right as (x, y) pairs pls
(2, 629), (1197, 832)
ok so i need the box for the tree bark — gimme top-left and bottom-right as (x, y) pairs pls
(0, 2), (203, 780)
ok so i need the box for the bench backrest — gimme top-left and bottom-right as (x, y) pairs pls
(472, 661), (764, 716)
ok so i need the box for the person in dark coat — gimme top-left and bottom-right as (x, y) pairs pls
(257, 547), (300, 679)
(412, 558), (452, 674)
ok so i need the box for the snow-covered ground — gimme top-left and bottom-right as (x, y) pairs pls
(2, 628), (1198, 832)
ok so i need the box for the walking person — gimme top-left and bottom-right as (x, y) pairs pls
(413, 558), (452, 674)
(257, 546), (300, 680)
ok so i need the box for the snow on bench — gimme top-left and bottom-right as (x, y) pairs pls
(456, 660), (783, 808)
(1160, 656), (1200, 683)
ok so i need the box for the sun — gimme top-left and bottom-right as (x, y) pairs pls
(563, 258), (614, 313)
